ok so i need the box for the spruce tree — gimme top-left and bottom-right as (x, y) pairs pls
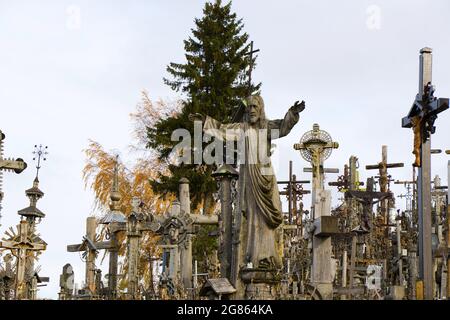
(147, 0), (260, 214)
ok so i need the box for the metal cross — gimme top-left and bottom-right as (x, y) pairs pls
(32, 144), (48, 179)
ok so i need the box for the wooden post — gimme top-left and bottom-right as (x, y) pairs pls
(212, 166), (238, 282)
(85, 217), (97, 294)
(108, 228), (119, 299)
(341, 250), (348, 300)
(396, 220), (404, 285)
(127, 214), (140, 299)
(179, 178), (193, 291)
(447, 160), (450, 299)
(349, 235), (357, 295)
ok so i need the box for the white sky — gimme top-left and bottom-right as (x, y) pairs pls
(0, 0), (449, 299)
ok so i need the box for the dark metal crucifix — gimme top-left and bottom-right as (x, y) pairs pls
(345, 177), (391, 233)
(402, 47), (449, 300)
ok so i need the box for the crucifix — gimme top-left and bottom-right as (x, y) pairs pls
(0, 130), (27, 224)
(365, 145), (404, 231)
(277, 160), (311, 226)
(402, 47), (449, 300)
(294, 123), (339, 300)
(366, 145), (404, 287)
(0, 147), (49, 300)
(345, 178), (391, 233)
(0, 220), (46, 299)
(329, 155), (364, 232)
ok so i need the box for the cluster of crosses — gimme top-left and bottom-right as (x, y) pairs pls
(3, 46), (449, 301)
(62, 162), (219, 300)
(58, 47), (449, 301)
(0, 133), (49, 300)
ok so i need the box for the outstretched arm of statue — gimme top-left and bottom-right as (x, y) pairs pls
(290, 100), (306, 114)
(190, 114), (241, 141)
(269, 100), (306, 138)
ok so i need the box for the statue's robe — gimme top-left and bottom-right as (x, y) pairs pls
(204, 107), (300, 269)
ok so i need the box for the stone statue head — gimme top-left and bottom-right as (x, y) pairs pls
(245, 95), (267, 127)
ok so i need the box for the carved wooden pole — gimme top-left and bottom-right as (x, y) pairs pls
(85, 217), (97, 294)
(212, 165), (239, 281)
(179, 178), (193, 291)
(127, 213), (140, 299)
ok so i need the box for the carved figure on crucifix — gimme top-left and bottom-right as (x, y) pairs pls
(294, 123), (340, 300)
(0, 220), (46, 299)
(345, 178), (391, 233)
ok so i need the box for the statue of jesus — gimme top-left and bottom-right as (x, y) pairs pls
(189, 95), (305, 270)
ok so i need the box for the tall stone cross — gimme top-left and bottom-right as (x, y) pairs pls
(0, 220), (46, 299)
(294, 123), (339, 300)
(402, 48), (449, 300)
(0, 130), (27, 224)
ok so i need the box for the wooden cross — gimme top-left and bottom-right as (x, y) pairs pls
(67, 217), (111, 295)
(0, 130), (27, 223)
(329, 156), (364, 193)
(345, 178), (391, 233)
(365, 145), (404, 228)
(401, 48), (449, 300)
(0, 220), (46, 299)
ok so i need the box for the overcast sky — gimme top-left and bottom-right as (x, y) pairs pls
(0, 0), (449, 299)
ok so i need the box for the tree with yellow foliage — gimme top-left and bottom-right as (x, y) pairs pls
(82, 91), (180, 297)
